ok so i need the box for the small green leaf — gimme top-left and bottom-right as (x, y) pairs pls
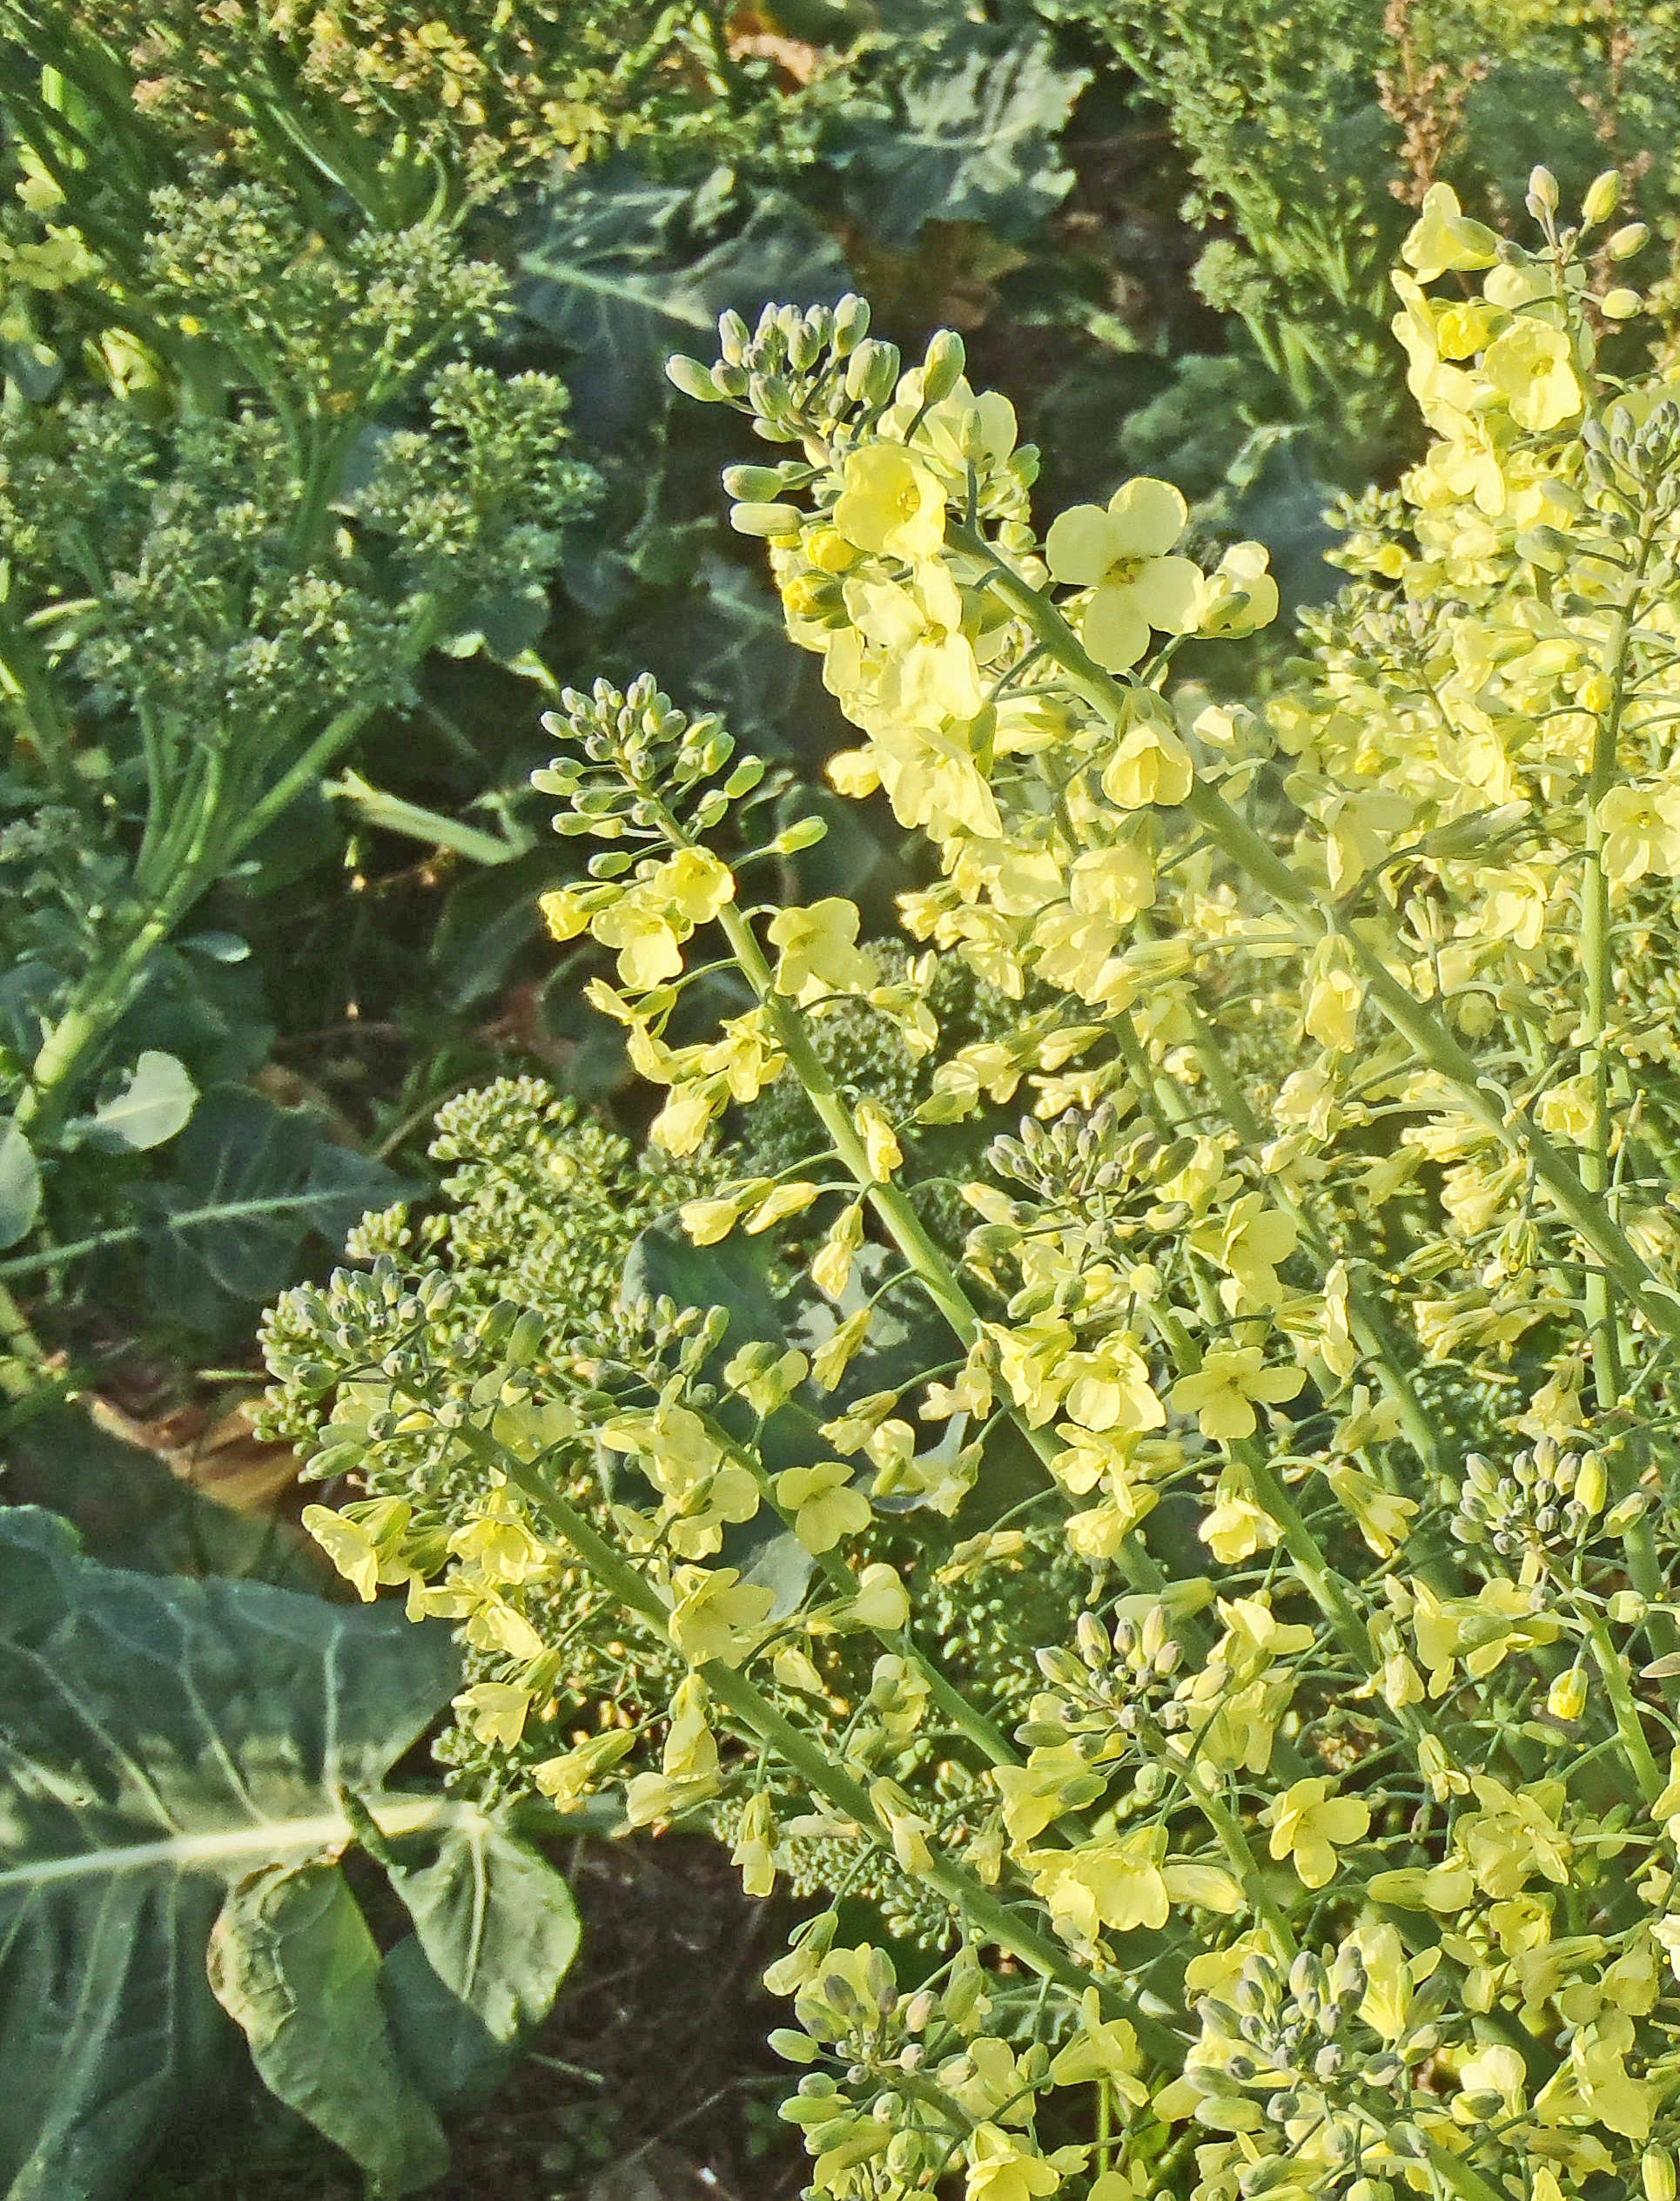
(81, 1051), (198, 1153)
(383, 1814), (585, 2086)
(208, 1861), (450, 2196)
(0, 1118), (41, 1249)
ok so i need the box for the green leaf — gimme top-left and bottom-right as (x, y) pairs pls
(515, 161), (849, 444)
(824, 31), (1088, 250)
(432, 848), (566, 1010)
(381, 1811), (581, 2084)
(78, 1049), (198, 1153)
(0, 1117), (41, 1249)
(207, 1862), (450, 2197)
(622, 1218), (788, 1350)
(138, 1087), (410, 1327)
(0, 1506), (460, 2200)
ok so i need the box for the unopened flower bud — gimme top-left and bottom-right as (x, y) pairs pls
(844, 339), (901, 407)
(1529, 165), (1559, 214)
(730, 501), (803, 538)
(1609, 221), (1650, 260)
(1576, 1453), (1607, 1516)
(666, 353), (723, 402)
(919, 329), (966, 406)
(1582, 170), (1622, 227)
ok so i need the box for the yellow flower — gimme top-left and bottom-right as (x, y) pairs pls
(730, 1792), (777, 1897)
(1045, 477), (1205, 670)
(1264, 1775), (1370, 1888)
(964, 2126), (1061, 2201)
(870, 1776), (935, 1874)
(1171, 1346), (1305, 1439)
(1102, 717), (1195, 810)
(1199, 540), (1279, 636)
(1400, 182), (1500, 282)
(591, 892), (683, 990)
(1482, 317), (1583, 431)
(830, 1560), (910, 1632)
(832, 442), (948, 558)
(1200, 1466), (1282, 1565)
(854, 1098), (902, 1181)
(1059, 1335), (1165, 1434)
(303, 1498), (413, 1601)
(775, 1460), (870, 1552)
(666, 1565), (776, 1666)
(1598, 782), (1680, 885)
(767, 898), (874, 1003)
(451, 1680), (533, 1748)
(810, 1200), (864, 1300)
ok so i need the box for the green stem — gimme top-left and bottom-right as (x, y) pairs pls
(1583, 1612), (1663, 1805)
(949, 521), (1680, 1365)
(708, 889), (1173, 1600)
(1184, 1774), (1297, 1963)
(488, 1437), (1182, 2058)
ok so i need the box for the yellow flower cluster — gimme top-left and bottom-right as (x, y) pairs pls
(295, 168), (1680, 2201)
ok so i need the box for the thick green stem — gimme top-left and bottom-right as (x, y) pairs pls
(1583, 1612), (1663, 1806)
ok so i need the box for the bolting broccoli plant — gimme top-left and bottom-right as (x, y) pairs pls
(275, 168), (1680, 2201)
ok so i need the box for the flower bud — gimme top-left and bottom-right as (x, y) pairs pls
(1576, 1452), (1607, 1516)
(1546, 1666), (1589, 1721)
(1609, 221), (1650, 260)
(722, 463), (790, 501)
(1529, 165), (1559, 214)
(1643, 2151), (1677, 2201)
(772, 817), (830, 854)
(844, 338), (901, 407)
(1583, 169), (1621, 227)
(1602, 287), (1643, 320)
(919, 328), (966, 406)
(665, 353), (722, 402)
(833, 293), (870, 355)
(729, 501), (803, 538)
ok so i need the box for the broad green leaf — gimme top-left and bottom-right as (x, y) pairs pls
(0, 1507), (459, 2200)
(515, 161), (848, 444)
(208, 1862), (449, 2197)
(138, 1087), (409, 1327)
(79, 1050), (198, 1153)
(824, 31), (1088, 249)
(0, 1117), (41, 1249)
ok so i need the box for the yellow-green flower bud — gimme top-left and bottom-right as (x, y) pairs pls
(1582, 169), (1621, 227)
(730, 501), (803, 538)
(919, 328), (966, 406)
(1602, 287), (1643, 320)
(1609, 221), (1650, 259)
(833, 292), (870, 355)
(1529, 165), (1559, 214)
(666, 353), (722, 402)
(1643, 2151), (1677, 2201)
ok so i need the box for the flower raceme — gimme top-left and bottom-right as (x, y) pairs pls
(272, 170), (1680, 2201)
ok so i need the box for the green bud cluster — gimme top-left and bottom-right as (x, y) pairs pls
(534, 673), (783, 847)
